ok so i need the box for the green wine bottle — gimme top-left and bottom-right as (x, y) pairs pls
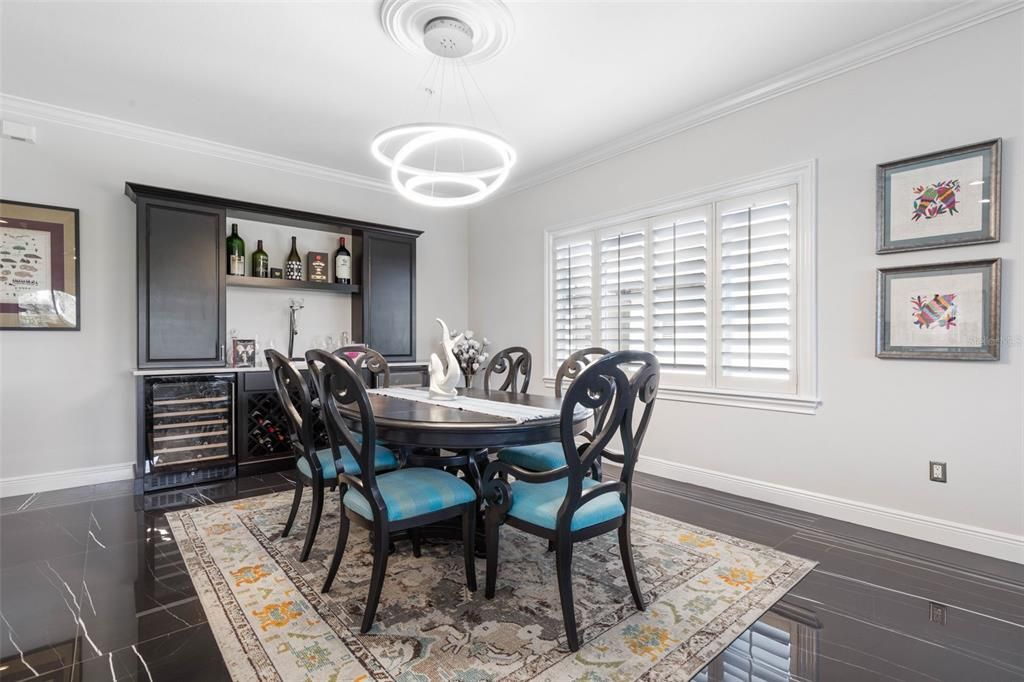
(251, 240), (269, 278)
(226, 223), (245, 276)
(285, 236), (302, 280)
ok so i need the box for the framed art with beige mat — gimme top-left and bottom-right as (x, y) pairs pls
(0, 199), (80, 330)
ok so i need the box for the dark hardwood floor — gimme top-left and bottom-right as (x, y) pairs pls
(0, 469), (1020, 681)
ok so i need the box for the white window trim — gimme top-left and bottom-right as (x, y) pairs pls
(542, 159), (819, 415)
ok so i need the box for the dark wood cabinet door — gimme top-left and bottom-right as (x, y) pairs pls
(360, 234), (416, 360)
(137, 198), (226, 367)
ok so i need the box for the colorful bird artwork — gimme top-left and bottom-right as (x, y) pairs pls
(911, 179), (960, 221)
(911, 293), (957, 330)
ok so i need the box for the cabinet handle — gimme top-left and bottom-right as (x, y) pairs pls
(219, 343), (225, 362)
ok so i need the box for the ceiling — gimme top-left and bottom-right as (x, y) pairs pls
(1, 1), (966, 191)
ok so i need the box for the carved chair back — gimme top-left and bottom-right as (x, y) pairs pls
(554, 351), (659, 532)
(554, 347), (610, 398)
(334, 345), (391, 388)
(265, 348), (317, 473)
(306, 349), (388, 521)
(484, 346), (532, 394)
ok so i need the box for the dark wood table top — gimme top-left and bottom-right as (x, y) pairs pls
(340, 387), (586, 450)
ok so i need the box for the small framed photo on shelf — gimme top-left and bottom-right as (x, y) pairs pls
(0, 200), (80, 330)
(876, 139), (1000, 254)
(231, 338), (257, 367)
(270, 267), (283, 279)
(876, 259), (1000, 361)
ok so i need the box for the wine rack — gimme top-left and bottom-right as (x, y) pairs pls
(243, 389), (329, 461)
(142, 376), (236, 490)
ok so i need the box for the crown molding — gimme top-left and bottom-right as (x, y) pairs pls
(500, 1), (1024, 198)
(0, 94), (394, 194)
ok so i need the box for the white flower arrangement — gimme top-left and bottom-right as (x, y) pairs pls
(451, 329), (490, 385)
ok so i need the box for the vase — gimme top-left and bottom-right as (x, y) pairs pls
(463, 371), (475, 389)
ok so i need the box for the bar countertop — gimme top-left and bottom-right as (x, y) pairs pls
(132, 360), (428, 377)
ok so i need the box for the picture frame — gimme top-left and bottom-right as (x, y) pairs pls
(876, 139), (1000, 254)
(876, 259), (1000, 360)
(231, 338), (257, 367)
(0, 200), (80, 330)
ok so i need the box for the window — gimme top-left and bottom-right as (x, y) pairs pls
(599, 226), (646, 353)
(716, 187), (796, 394)
(545, 163), (817, 412)
(552, 235), (593, 362)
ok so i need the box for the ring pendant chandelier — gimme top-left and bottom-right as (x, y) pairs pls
(373, 3), (516, 207)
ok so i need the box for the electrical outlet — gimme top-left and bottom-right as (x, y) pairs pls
(929, 602), (948, 625)
(929, 461), (947, 483)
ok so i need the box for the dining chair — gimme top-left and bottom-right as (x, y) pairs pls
(334, 345), (391, 388)
(483, 346), (532, 394)
(496, 347), (609, 477)
(481, 350), (659, 651)
(308, 349), (479, 633)
(265, 349), (399, 562)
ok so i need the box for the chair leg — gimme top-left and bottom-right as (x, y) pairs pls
(618, 521), (644, 611)
(555, 538), (580, 651)
(409, 528), (422, 558)
(299, 481), (324, 562)
(282, 479), (303, 538)
(462, 507), (477, 592)
(322, 509), (350, 593)
(485, 510), (500, 599)
(361, 528), (391, 634)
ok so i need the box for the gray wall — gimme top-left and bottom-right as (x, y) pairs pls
(467, 14), (1023, 560)
(0, 118), (469, 484)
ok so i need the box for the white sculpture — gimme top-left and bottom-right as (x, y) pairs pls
(429, 318), (463, 400)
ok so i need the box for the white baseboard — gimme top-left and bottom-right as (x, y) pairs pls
(637, 456), (1024, 565)
(0, 462), (135, 498)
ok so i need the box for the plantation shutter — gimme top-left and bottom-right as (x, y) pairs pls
(553, 235), (594, 364)
(717, 186), (797, 393)
(651, 209), (710, 380)
(599, 228), (646, 351)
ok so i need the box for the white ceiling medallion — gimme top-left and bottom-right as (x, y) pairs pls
(373, 2), (516, 208)
(379, 0), (514, 65)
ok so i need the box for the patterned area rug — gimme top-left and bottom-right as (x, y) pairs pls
(166, 490), (815, 681)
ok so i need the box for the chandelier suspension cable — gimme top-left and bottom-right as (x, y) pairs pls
(458, 56), (503, 132)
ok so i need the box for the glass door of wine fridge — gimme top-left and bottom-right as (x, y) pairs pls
(142, 375), (236, 491)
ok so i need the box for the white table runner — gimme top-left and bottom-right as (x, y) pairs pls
(366, 387), (578, 424)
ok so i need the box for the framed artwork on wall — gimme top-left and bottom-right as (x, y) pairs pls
(876, 259), (1000, 360)
(0, 200), (80, 330)
(876, 139), (1001, 254)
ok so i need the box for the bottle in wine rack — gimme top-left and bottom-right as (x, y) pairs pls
(227, 223), (246, 276)
(285, 237), (303, 281)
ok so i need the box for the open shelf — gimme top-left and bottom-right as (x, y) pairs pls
(227, 276), (359, 295)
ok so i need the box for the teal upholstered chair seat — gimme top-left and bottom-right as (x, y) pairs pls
(344, 468), (477, 523)
(508, 477), (624, 531)
(297, 442), (398, 480)
(497, 441), (566, 471)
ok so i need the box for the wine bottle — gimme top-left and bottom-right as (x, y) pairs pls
(285, 236), (302, 280)
(251, 240), (269, 278)
(226, 223), (245, 276)
(334, 237), (352, 284)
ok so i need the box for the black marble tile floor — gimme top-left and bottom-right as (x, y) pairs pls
(0, 468), (1021, 681)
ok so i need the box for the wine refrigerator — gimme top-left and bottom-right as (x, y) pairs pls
(139, 375), (237, 492)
